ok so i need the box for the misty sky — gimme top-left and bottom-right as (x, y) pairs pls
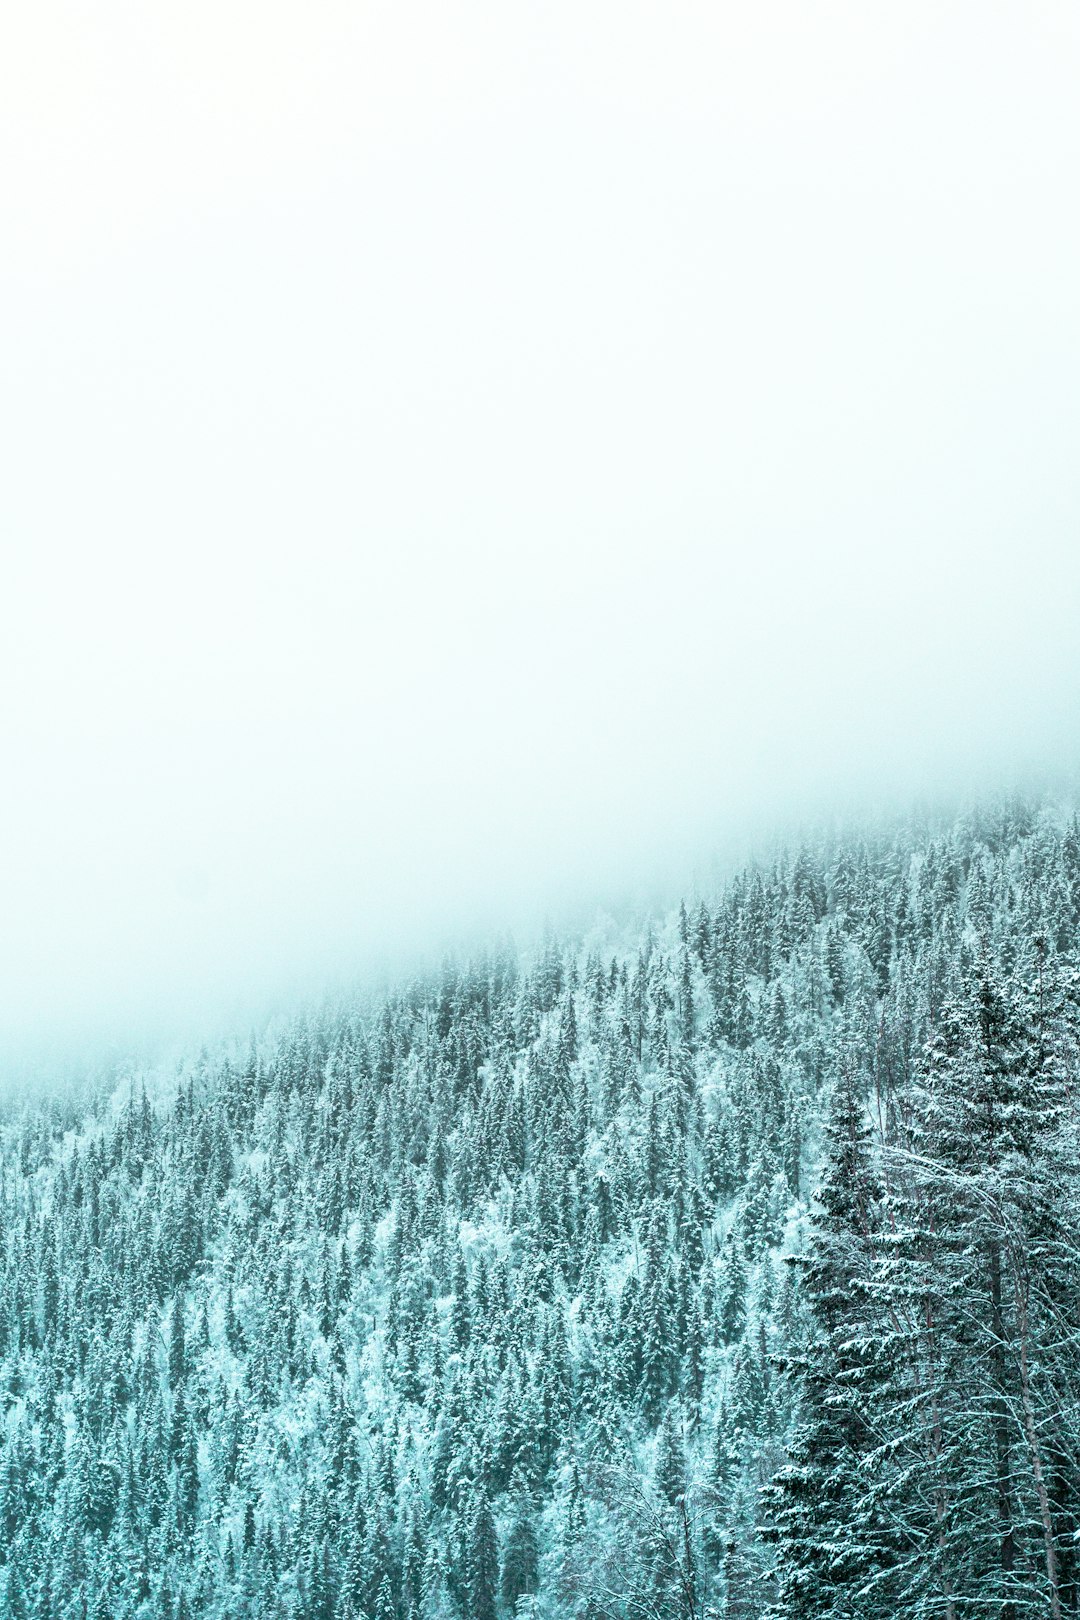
(2, 1), (1079, 1071)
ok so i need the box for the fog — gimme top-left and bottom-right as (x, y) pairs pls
(2, 1), (1079, 1078)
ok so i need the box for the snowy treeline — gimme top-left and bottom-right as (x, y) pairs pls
(2, 799), (1080, 1617)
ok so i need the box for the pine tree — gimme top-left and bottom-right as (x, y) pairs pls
(467, 1492), (499, 1620)
(500, 1499), (539, 1611)
(765, 1062), (890, 1618)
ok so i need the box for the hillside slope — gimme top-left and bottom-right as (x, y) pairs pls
(3, 798), (1080, 1618)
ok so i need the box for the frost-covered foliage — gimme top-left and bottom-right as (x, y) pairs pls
(2, 799), (1080, 1618)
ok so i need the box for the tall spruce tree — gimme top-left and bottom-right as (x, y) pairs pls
(765, 1060), (893, 1618)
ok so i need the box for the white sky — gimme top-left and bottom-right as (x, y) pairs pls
(2, 1), (1079, 1070)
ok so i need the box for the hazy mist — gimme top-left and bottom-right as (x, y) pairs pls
(2, 1), (1079, 1077)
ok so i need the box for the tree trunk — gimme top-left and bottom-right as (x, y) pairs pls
(987, 1236), (1017, 1620)
(1014, 1265), (1063, 1620)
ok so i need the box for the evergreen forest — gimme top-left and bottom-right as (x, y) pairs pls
(3, 797), (1080, 1619)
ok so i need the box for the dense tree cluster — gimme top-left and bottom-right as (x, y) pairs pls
(2, 798), (1079, 1617)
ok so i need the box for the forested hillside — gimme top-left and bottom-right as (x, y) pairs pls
(3, 799), (1080, 1618)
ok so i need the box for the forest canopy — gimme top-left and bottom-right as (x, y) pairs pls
(2, 797), (1080, 1618)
